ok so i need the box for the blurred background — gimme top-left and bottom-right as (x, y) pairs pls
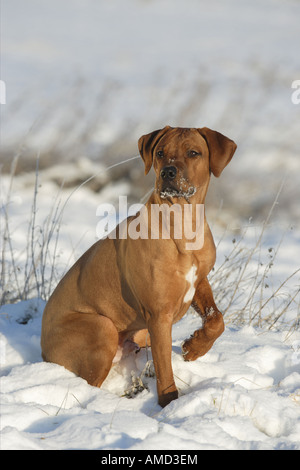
(1, 0), (300, 228)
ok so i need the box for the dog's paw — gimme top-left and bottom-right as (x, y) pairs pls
(182, 331), (214, 361)
(158, 390), (178, 408)
(181, 338), (199, 361)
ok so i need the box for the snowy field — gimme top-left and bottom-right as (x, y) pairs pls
(1, 0), (300, 451)
(1, 298), (300, 450)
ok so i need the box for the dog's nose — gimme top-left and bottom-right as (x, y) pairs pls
(160, 166), (177, 180)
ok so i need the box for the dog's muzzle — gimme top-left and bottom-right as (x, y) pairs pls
(159, 165), (197, 200)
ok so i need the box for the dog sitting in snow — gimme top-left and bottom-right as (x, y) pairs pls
(41, 126), (237, 407)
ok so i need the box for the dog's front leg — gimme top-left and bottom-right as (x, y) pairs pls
(182, 277), (224, 361)
(147, 314), (178, 407)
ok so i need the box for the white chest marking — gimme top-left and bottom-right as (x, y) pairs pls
(183, 265), (198, 303)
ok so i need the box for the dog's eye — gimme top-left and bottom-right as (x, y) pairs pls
(188, 150), (200, 157)
(157, 150), (164, 158)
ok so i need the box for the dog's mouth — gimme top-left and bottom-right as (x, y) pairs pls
(157, 171), (197, 201)
(160, 186), (197, 200)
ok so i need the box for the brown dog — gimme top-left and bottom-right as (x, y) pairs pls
(41, 126), (237, 407)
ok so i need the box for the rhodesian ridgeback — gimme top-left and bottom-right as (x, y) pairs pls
(41, 126), (237, 407)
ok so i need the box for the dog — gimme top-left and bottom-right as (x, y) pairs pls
(41, 126), (237, 407)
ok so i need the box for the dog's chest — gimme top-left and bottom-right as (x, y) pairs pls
(183, 264), (198, 303)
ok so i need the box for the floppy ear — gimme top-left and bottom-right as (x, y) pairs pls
(198, 127), (237, 177)
(138, 126), (171, 175)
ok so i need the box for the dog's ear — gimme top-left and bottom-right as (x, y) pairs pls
(138, 126), (171, 175)
(197, 127), (237, 177)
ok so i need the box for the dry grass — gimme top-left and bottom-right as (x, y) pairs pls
(209, 185), (300, 331)
(1, 156), (66, 304)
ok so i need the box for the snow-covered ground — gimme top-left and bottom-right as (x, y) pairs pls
(1, 0), (300, 451)
(1, 297), (300, 450)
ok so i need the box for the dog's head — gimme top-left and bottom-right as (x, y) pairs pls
(138, 126), (237, 202)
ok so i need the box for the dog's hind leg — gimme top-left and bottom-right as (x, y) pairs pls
(41, 313), (119, 387)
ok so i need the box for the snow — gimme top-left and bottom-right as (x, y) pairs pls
(1, 0), (300, 452)
(1, 299), (300, 450)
